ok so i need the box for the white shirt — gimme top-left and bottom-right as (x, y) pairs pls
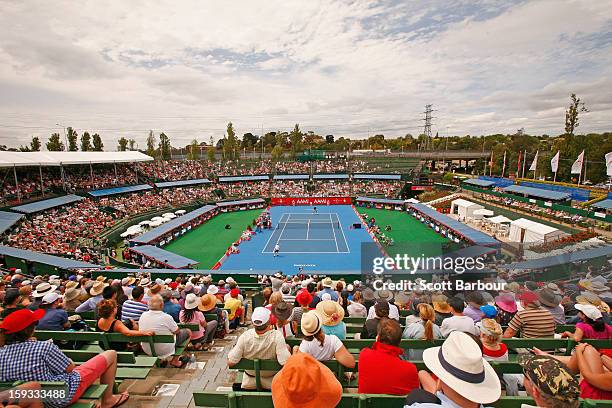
(274, 244), (280, 252)
(138, 310), (178, 358)
(347, 302), (367, 317)
(299, 334), (342, 361)
(367, 303), (400, 320)
(440, 315), (480, 337)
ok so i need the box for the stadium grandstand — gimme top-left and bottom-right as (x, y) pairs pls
(0, 151), (610, 408)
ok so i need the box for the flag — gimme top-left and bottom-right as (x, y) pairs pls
(551, 150), (560, 173)
(529, 150), (539, 172)
(571, 150), (585, 174)
(489, 151), (494, 176)
(501, 151), (507, 177)
(516, 151), (522, 175)
(606, 152), (612, 177)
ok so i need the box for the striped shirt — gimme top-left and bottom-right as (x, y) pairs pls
(508, 305), (555, 338)
(121, 299), (149, 321)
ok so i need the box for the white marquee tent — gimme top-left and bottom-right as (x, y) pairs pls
(508, 218), (565, 243)
(450, 198), (484, 220)
(0, 151), (153, 168)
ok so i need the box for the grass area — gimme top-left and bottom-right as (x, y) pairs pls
(164, 209), (263, 269)
(359, 208), (450, 257)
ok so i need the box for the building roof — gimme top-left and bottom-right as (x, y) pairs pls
(0, 211), (24, 235)
(217, 198), (266, 207)
(593, 199), (612, 210)
(88, 184), (153, 197)
(510, 218), (559, 235)
(356, 197), (406, 205)
(154, 179), (212, 188)
(500, 245), (612, 270)
(0, 151), (153, 168)
(451, 198), (481, 209)
(273, 174), (310, 180)
(128, 245), (198, 269)
(0, 245), (100, 269)
(313, 174), (349, 179)
(503, 184), (571, 201)
(409, 203), (500, 247)
(353, 174), (401, 180)
(463, 178), (495, 187)
(131, 204), (217, 244)
(218, 175), (269, 182)
(11, 194), (84, 214)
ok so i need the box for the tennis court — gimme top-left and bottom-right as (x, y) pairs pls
(262, 213), (349, 253)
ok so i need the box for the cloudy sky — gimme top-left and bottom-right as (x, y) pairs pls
(0, 0), (611, 149)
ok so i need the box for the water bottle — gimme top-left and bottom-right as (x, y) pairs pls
(186, 353), (197, 369)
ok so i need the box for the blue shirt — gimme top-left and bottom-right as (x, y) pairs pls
(317, 288), (339, 301)
(37, 308), (69, 331)
(0, 340), (80, 408)
(163, 300), (181, 322)
(75, 295), (103, 313)
(121, 299), (149, 321)
(321, 322), (346, 340)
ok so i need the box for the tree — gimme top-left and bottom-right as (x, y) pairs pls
(207, 146), (216, 162)
(46, 133), (64, 151)
(92, 134), (104, 151)
(289, 124), (303, 158)
(128, 139), (136, 151)
(242, 132), (259, 149)
(146, 130), (157, 158)
(117, 137), (128, 151)
(29, 136), (41, 151)
(66, 127), (78, 151)
(565, 93), (588, 137)
(271, 145), (283, 161)
(325, 135), (334, 144)
(159, 133), (171, 160)
(187, 139), (200, 160)
(223, 122), (239, 160)
(80, 131), (92, 151)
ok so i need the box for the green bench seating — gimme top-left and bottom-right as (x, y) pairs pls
(193, 391), (612, 408)
(0, 381), (103, 408)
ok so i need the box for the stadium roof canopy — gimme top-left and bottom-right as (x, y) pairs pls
(499, 245), (612, 270)
(218, 175), (269, 182)
(409, 203), (500, 247)
(131, 204), (217, 244)
(273, 174), (310, 180)
(356, 197), (405, 206)
(0, 211), (24, 235)
(0, 151), (153, 168)
(217, 198), (265, 207)
(503, 184), (571, 201)
(592, 199), (612, 210)
(463, 178), (495, 187)
(155, 179), (212, 188)
(0, 245), (100, 269)
(313, 174), (349, 179)
(11, 194), (84, 214)
(353, 174), (401, 180)
(89, 184), (153, 197)
(128, 245), (198, 269)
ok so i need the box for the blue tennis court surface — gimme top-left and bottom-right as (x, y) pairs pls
(219, 205), (377, 273)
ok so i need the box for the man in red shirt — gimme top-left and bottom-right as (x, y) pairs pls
(358, 318), (419, 395)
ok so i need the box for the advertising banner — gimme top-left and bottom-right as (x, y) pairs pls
(271, 197), (352, 206)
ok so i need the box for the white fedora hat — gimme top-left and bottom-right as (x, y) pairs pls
(422, 331), (501, 404)
(32, 282), (57, 298)
(184, 293), (200, 310)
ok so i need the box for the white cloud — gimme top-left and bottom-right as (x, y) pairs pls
(0, 0), (611, 149)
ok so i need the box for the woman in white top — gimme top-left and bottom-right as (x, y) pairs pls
(296, 311), (355, 369)
(347, 291), (367, 318)
(401, 303), (443, 360)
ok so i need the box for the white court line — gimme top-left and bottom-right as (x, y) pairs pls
(275, 213), (290, 247)
(329, 213), (340, 253)
(306, 220), (310, 240)
(262, 250), (350, 254)
(261, 212), (286, 253)
(334, 213), (351, 254)
(281, 238), (336, 241)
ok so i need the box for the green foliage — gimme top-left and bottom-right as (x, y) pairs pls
(271, 145), (283, 161)
(128, 139), (135, 151)
(146, 130), (157, 158)
(117, 137), (128, 151)
(223, 122), (240, 160)
(207, 146), (216, 162)
(29, 136), (41, 151)
(46, 133), (64, 151)
(80, 131), (92, 151)
(187, 139), (200, 160)
(565, 93), (588, 137)
(159, 133), (171, 160)
(92, 134), (104, 151)
(289, 124), (303, 158)
(66, 127), (78, 151)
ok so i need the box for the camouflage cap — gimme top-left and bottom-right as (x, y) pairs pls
(518, 354), (579, 401)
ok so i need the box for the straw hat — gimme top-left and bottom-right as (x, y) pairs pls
(122, 277), (136, 286)
(149, 284), (162, 295)
(422, 331), (501, 404)
(96, 276), (107, 282)
(575, 304), (603, 321)
(65, 281), (78, 290)
(207, 285), (219, 295)
(576, 292), (610, 313)
(184, 293), (200, 310)
(374, 289), (393, 302)
(300, 311), (322, 336)
(64, 287), (81, 302)
(32, 282), (57, 298)
(362, 288), (375, 301)
(90, 281), (106, 296)
(139, 278), (151, 287)
(271, 353), (342, 408)
(315, 300), (344, 326)
(321, 277), (333, 288)
(538, 289), (561, 308)
(432, 294), (451, 314)
(199, 294), (217, 312)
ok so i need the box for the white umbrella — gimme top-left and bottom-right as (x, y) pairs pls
(175, 210), (186, 215)
(120, 231), (131, 238)
(405, 198), (420, 204)
(151, 216), (164, 222)
(474, 209), (494, 217)
(126, 226), (142, 234)
(488, 215), (512, 224)
(139, 220), (152, 226)
(150, 220), (163, 227)
(162, 213), (176, 219)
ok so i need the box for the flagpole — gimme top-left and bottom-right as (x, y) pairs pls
(521, 149), (527, 179)
(583, 156), (587, 185)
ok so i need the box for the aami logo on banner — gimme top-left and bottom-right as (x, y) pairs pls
(411, 186), (433, 191)
(271, 197), (352, 206)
